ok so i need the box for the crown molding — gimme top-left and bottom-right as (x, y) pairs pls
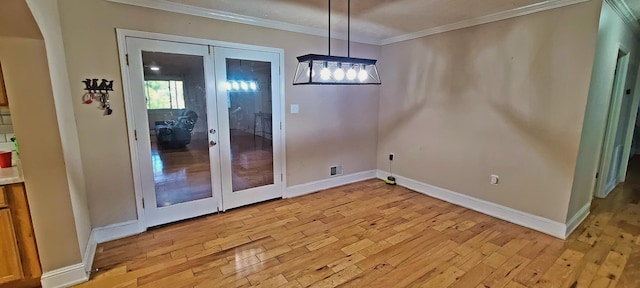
(108, 0), (591, 46)
(106, 0), (380, 45)
(605, 0), (640, 35)
(379, 0), (590, 45)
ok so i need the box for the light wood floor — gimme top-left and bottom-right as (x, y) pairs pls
(78, 169), (640, 287)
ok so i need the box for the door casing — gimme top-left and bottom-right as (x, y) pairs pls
(595, 46), (630, 198)
(116, 29), (287, 230)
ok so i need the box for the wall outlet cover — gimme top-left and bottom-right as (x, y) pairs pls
(330, 165), (343, 176)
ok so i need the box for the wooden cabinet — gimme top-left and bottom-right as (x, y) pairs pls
(0, 209), (23, 284)
(0, 184), (41, 288)
(0, 187), (7, 208)
(0, 63), (8, 107)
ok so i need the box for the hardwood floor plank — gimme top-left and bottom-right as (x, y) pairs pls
(327, 253), (366, 273)
(78, 166), (640, 288)
(480, 254), (530, 288)
(307, 265), (363, 288)
(418, 265), (465, 288)
(252, 274), (289, 288)
(535, 249), (584, 288)
(449, 263), (494, 288)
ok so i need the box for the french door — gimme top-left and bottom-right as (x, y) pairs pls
(126, 37), (283, 227)
(127, 38), (221, 227)
(214, 47), (283, 210)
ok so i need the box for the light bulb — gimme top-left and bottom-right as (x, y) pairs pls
(334, 67), (345, 81)
(224, 81), (232, 91)
(320, 67), (331, 80)
(358, 69), (368, 82)
(346, 67), (357, 80)
(232, 81), (240, 90)
(307, 68), (316, 78)
(249, 82), (257, 91)
(150, 66), (160, 71)
(240, 81), (249, 91)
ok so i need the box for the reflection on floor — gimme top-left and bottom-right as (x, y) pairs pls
(85, 166), (640, 287)
(230, 130), (274, 192)
(152, 130), (273, 207)
(152, 137), (212, 207)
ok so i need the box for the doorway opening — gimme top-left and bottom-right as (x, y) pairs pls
(595, 49), (631, 198)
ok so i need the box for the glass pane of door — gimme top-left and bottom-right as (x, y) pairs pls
(225, 59), (274, 192)
(143, 51), (212, 207)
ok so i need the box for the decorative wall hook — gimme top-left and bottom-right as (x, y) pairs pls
(83, 78), (113, 92)
(82, 78), (114, 116)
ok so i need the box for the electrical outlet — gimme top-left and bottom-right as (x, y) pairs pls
(389, 153), (394, 161)
(490, 175), (499, 185)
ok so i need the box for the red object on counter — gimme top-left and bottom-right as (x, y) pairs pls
(0, 151), (11, 168)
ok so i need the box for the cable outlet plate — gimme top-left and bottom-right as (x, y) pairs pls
(330, 165), (343, 177)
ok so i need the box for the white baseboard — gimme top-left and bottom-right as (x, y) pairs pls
(43, 220), (143, 287)
(286, 170), (377, 198)
(376, 170), (568, 239)
(40, 263), (88, 288)
(83, 231), (97, 273)
(93, 220), (143, 243)
(565, 202), (591, 238)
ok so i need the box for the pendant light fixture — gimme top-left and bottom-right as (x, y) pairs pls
(293, 0), (381, 85)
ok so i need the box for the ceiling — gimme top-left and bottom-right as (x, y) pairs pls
(143, 51), (203, 77)
(166, 0), (547, 42)
(0, 0), (42, 39)
(623, 0), (640, 24)
(142, 52), (270, 78)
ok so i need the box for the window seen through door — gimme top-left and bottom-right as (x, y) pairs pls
(144, 80), (186, 109)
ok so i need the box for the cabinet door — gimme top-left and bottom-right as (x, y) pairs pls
(0, 209), (23, 284)
(0, 63), (7, 107)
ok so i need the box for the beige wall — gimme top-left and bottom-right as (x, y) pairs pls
(0, 37), (82, 271)
(26, 0), (93, 264)
(57, 0), (380, 227)
(569, 1), (640, 220)
(376, 1), (601, 223)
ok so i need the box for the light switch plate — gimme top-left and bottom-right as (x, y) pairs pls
(291, 104), (299, 114)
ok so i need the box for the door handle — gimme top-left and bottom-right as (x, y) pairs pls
(210, 140), (217, 146)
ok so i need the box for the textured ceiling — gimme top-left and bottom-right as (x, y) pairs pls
(623, 0), (640, 23)
(0, 0), (42, 39)
(167, 0), (546, 41)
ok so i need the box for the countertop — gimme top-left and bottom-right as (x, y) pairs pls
(0, 152), (24, 185)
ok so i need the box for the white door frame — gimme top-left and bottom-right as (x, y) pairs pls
(116, 29), (287, 230)
(595, 45), (630, 198)
(617, 60), (640, 182)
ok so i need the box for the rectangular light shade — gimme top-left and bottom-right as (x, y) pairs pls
(293, 54), (381, 85)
